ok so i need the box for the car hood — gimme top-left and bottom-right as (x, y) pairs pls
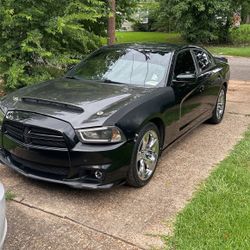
(0, 78), (152, 128)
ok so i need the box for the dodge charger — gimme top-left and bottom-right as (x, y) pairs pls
(0, 44), (230, 189)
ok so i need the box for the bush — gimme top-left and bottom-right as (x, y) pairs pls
(0, 0), (105, 90)
(158, 0), (238, 44)
(132, 22), (149, 32)
(174, 0), (233, 44)
(231, 24), (250, 45)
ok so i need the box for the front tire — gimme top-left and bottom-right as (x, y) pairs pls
(127, 123), (160, 188)
(208, 86), (227, 124)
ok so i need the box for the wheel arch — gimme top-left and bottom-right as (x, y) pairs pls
(148, 117), (165, 149)
(223, 82), (228, 92)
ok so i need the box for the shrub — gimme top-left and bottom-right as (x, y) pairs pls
(132, 22), (149, 32)
(0, 0), (105, 90)
(158, 0), (247, 44)
(172, 0), (233, 44)
(230, 24), (250, 45)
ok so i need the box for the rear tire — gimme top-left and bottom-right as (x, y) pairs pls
(208, 86), (227, 124)
(127, 123), (161, 188)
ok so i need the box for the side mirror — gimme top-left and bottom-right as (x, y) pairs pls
(176, 73), (196, 82)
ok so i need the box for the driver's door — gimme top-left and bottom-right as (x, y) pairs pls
(171, 49), (207, 133)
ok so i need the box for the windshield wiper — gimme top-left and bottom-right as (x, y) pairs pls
(103, 79), (123, 85)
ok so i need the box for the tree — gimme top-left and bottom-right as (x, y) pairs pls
(159, 0), (248, 44)
(173, 0), (233, 43)
(0, 0), (137, 90)
(114, 0), (137, 28)
(107, 0), (116, 45)
(0, 0), (106, 90)
(241, 1), (250, 23)
(135, 0), (161, 32)
(151, 0), (177, 32)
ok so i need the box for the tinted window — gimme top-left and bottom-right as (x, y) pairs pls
(68, 48), (172, 87)
(193, 50), (213, 71)
(174, 50), (196, 78)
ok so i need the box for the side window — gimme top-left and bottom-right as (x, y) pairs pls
(174, 50), (196, 78)
(193, 50), (213, 72)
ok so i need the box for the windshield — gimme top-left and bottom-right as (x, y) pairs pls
(67, 48), (172, 87)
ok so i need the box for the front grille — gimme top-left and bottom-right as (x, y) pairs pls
(4, 120), (67, 148)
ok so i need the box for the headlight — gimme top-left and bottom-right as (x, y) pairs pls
(76, 126), (126, 144)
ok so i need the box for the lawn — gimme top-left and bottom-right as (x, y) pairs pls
(208, 46), (250, 57)
(164, 128), (250, 250)
(115, 31), (250, 57)
(116, 31), (183, 44)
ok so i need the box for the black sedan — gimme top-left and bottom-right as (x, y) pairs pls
(0, 44), (230, 189)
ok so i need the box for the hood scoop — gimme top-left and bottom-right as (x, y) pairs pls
(22, 97), (84, 113)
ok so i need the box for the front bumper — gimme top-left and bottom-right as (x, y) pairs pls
(0, 139), (134, 190)
(0, 151), (126, 189)
(0, 111), (134, 189)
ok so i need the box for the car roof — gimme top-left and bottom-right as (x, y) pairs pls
(101, 43), (202, 54)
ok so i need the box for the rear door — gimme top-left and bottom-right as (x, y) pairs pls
(191, 49), (222, 112)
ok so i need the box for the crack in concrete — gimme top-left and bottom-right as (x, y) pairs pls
(11, 199), (145, 250)
(228, 100), (250, 104)
(228, 112), (250, 117)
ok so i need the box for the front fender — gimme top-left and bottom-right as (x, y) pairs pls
(104, 87), (175, 140)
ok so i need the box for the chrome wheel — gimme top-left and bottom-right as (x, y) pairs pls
(136, 130), (160, 181)
(216, 89), (225, 120)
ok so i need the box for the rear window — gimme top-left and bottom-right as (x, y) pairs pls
(193, 50), (213, 72)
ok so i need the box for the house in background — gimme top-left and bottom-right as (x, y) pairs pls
(121, 0), (150, 31)
(121, 20), (134, 31)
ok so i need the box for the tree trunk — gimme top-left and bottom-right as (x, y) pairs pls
(107, 0), (116, 45)
(247, 14), (250, 24)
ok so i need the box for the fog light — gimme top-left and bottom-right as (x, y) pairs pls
(95, 170), (104, 180)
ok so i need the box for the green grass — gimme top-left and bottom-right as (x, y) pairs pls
(5, 190), (16, 201)
(112, 31), (250, 57)
(116, 31), (184, 44)
(207, 46), (250, 57)
(164, 128), (250, 250)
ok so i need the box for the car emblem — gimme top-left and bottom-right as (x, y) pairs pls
(5, 111), (15, 120)
(13, 96), (19, 102)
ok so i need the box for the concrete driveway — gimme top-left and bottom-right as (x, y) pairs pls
(227, 56), (250, 81)
(1, 57), (250, 250)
